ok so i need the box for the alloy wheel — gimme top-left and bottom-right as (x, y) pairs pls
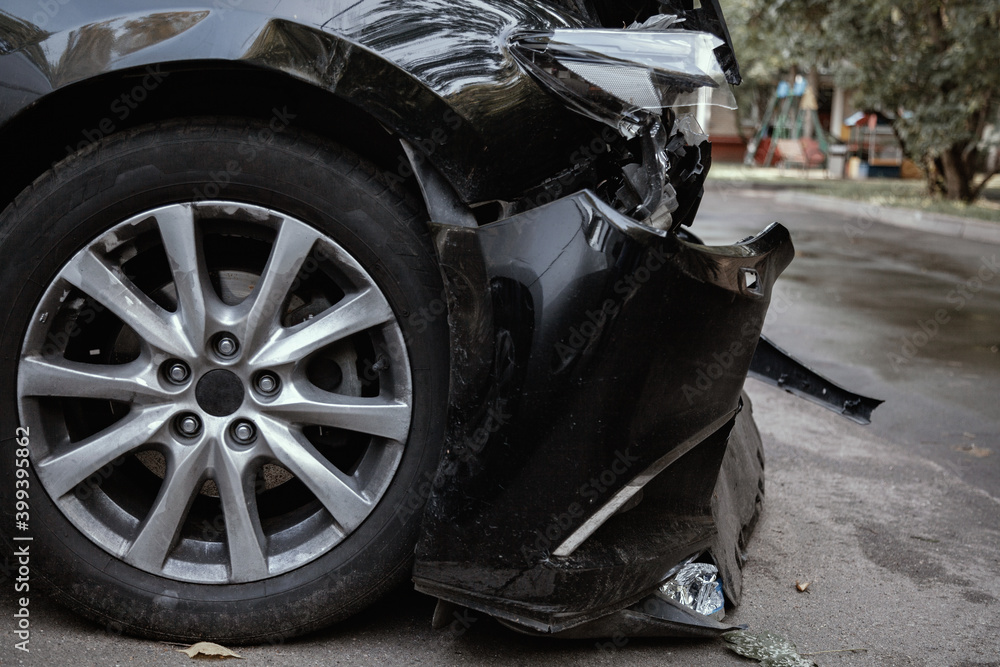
(17, 201), (412, 584)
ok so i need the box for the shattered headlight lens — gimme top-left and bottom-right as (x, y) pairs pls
(509, 27), (737, 135)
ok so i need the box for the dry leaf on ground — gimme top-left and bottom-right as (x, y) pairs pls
(177, 642), (243, 659)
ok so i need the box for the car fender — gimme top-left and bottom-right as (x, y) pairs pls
(0, 0), (594, 204)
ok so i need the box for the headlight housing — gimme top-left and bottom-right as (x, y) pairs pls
(510, 26), (737, 136)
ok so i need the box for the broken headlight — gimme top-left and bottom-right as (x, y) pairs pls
(509, 25), (737, 137)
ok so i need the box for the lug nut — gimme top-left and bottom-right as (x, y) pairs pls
(177, 414), (202, 437)
(166, 362), (190, 384)
(215, 335), (238, 357)
(232, 420), (256, 444)
(256, 373), (279, 395)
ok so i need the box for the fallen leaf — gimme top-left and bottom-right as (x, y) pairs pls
(795, 581), (810, 592)
(177, 642), (243, 659)
(954, 444), (992, 458)
(722, 630), (815, 666)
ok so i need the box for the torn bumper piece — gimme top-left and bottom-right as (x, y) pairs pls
(412, 190), (794, 637)
(749, 336), (884, 425)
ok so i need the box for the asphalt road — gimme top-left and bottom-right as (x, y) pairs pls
(698, 183), (1000, 499)
(3, 188), (998, 665)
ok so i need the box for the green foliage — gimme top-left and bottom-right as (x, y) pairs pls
(728, 0), (1000, 202)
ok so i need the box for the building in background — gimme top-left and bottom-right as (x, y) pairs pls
(708, 74), (914, 179)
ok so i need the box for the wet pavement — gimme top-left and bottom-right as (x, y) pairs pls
(698, 184), (1000, 498)
(3, 188), (998, 665)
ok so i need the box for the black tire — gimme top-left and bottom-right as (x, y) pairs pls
(0, 119), (449, 643)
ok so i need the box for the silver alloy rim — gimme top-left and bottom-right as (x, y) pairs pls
(17, 202), (412, 584)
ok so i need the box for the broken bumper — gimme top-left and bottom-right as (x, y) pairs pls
(412, 190), (795, 636)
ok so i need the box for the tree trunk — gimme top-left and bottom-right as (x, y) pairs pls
(925, 158), (945, 197)
(938, 145), (974, 202)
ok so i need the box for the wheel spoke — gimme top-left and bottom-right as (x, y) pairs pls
(19, 355), (167, 404)
(265, 382), (411, 442)
(238, 217), (322, 352)
(60, 248), (194, 358)
(124, 443), (211, 572)
(213, 450), (269, 582)
(250, 288), (394, 368)
(153, 205), (215, 348)
(35, 404), (175, 498)
(259, 417), (373, 533)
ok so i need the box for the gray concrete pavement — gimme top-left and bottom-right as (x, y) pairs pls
(698, 186), (1000, 499)
(772, 190), (1000, 246)
(3, 190), (999, 665)
(708, 181), (1000, 245)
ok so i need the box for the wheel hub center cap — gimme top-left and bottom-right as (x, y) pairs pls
(195, 369), (245, 416)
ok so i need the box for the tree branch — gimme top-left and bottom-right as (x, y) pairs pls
(963, 107), (987, 161)
(970, 167), (1000, 202)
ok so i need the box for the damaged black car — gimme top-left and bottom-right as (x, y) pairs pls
(0, 0), (878, 643)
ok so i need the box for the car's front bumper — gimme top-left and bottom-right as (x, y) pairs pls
(410, 189), (794, 636)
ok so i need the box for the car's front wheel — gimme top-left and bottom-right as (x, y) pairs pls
(0, 119), (448, 642)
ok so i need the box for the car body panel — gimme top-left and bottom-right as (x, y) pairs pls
(411, 190), (791, 632)
(0, 0), (881, 640)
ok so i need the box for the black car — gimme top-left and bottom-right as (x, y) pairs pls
(0, 0), (877, 644)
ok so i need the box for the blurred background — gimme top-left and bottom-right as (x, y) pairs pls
(702, 0), (999, 221)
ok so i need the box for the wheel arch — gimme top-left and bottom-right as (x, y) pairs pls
(0, 1), (597, 215)
(0, 60), (420, 216)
